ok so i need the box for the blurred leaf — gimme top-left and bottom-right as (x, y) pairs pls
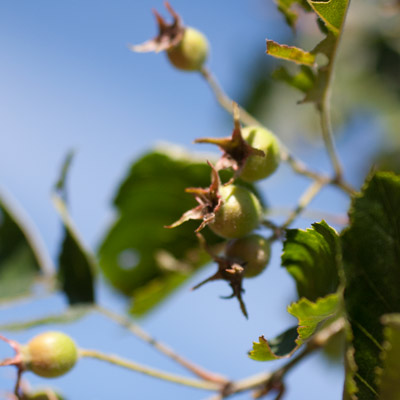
(272, 66), (316, 93)
(0, 305), (90, 331)
(374, 150), (400, 174)
(376, 314), (400, 400)
(0, 191), (54, 300)
(282, 221), (341, 302)
(54, 153), (96, 305)
(249, 293), (339, 361)
(342, 172), (400, 399)
(266, 40), (316, 66)
(307, 0), (349, 35)
(275, 0), (312, 29)
(98, 147), (237, 317)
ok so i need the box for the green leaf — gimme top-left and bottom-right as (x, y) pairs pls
(266, 40), (316, 66)
(377, 314), (400, 400)
(249, 293), (339, 361)
(272, 66), (316, 93)
(54, 153), (96, 305)
(342, 172), (400, 399)
(0, 191), (54, 300)
(306, 0), (349, 36)
(282, 221), (341, 301)
(98, 147), (232, 317)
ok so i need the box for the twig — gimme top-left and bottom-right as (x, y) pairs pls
(199, 68), (356, 197)
(200, 67), (262, 127)
(79, 349), (223, 392)
(280, 179), (328, 231)
(265, 207), (348, 226)
(224, 318), (345, 397)
(95, 305), (227, 384)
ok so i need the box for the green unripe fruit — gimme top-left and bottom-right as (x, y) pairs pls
(167, 27), (208, 71)
(209, 184), (262, 239)
(24, 332), (78, 378)
(225, 234), (271, 278)
(240, 126), (280, 182)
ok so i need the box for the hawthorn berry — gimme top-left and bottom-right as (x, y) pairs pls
(239, 126), (280, 182)
(23, 332), (78, 378)
(195, 105), (280, 182)
(166, 162), (262, 239)
(209, 184), (262, 239)
(167, 27), (208, 71)
(131, 2), (208, 71)
(225, 234), (271, 278)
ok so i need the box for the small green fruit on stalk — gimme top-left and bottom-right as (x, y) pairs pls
(239, 126), (280, 182)
(167, 27), (208, 71)
(210, 184), (262, 239)
(225, 234), (271, 278)
(195, 104), (280, 182)
(166, 162), (262, 239)
(131, 2), (208, 72)
(23, 332), (78, 378)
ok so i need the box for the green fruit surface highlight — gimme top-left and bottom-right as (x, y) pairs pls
(25, 331), (78, 378)
(225, 234), (271, 278)
(167, 27), (208, 71)
(209, 184), (262, 239)
(240, 126), (280, 182)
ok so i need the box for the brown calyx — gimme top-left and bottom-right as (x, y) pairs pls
(195, 103), (264, 182)
(191, 234), (249, 318)
(165, 162), (222, 233)
(130, 2), (185, 53)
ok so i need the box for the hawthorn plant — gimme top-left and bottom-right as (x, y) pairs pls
(1, 1), (400, 399)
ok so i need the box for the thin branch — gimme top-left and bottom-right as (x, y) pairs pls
(200, 67), (262, 127)
(225, 318), (345, 397)
(95, 305), (227, 384)
(199, 68), (356, 197)
(79, 349), (223, 392)
(317, 4), (351, 182)
(319, 99), (343, 181)
(266, 207), (348, 226)
(280, 179), (328, 231)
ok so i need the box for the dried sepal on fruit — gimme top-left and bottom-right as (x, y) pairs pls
(165, 162), (262, 238)
(195, 103), (265, 182)
(192, 233), (248, 318)
(196, 103), (280, 182)
(130, 2), (184, 53)
(130, 2), (208, 71)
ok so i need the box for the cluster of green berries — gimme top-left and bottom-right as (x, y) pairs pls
(133, 3), (281, 316)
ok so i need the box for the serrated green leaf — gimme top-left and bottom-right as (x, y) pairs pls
(266, 40), (316, 66)
(249, 293), (339, 361)
(54, 153), (96, 305)
(288, 294), (339, 344)
(272, 66), (316, 93)
(307, 0), (349, 35)
(98, 147), (234, 317)
(342, 172), (400, 400)
(377, 314), (400, 400)
(282, 221), (341, 301)
(0, 191), (54, 300)
(0, 306), (90, 331)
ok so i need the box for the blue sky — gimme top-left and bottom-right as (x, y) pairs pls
(0, 1), (380, 399)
